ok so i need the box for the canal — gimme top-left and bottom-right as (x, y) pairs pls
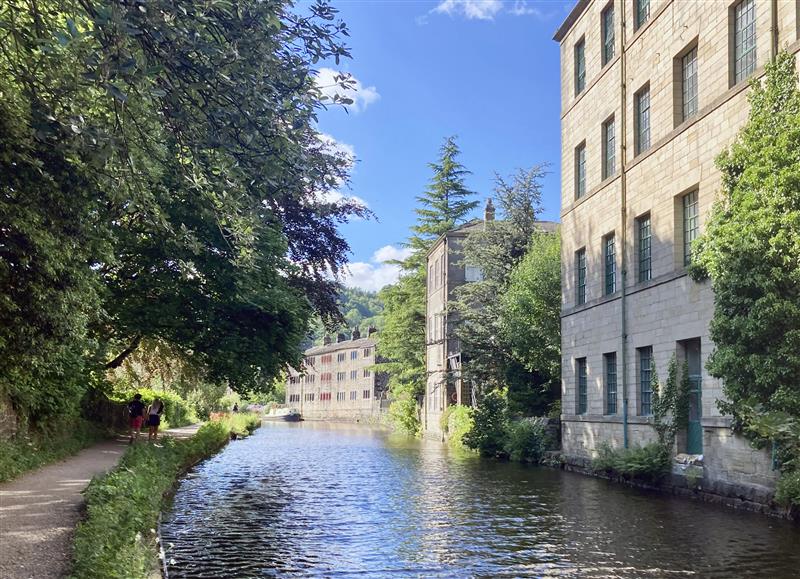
(161, 422), (800, 578)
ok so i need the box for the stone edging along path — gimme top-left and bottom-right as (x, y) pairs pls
(0, 424), (201, 579)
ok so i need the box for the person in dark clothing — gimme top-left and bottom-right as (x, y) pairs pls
(232, 403), (239, 413)
(128, 393), (146, 444)
(147, 398), (164, 441)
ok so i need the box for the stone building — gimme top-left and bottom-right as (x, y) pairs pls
(423, 201), (558, 437)
(554, 0), (800, 498)
(285, 328), (387, 421)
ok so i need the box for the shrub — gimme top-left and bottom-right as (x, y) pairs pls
(440, 405), (474, 449)
(71, 420), (249, 578)
(463, 389), (508, 457)
(775, 469), (800, 508)
(212, 412), (261, 438)
(0, 418), (105, 482)
(504, 417), (549, 463)
(110, 388), (198, 429)
(591, 442), (671, 484)
(388, 396), (421, 437)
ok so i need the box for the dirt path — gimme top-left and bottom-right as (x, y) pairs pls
(0, 424), (202, 579)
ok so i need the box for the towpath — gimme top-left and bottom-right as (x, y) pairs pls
(0, 424), (201, 579)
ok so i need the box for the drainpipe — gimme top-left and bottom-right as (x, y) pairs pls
(770, 0), (778, 60)
(620, 2), (630, 449)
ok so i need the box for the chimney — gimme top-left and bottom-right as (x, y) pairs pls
(367, 326), (377, 336)
(484, 198), (495, 224)
(323, 335), (331, 346)
(352, 327), (361, 340)
(336, 332), (346, 343)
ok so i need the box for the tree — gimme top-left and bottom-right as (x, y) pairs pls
(451, 166), (548, 405)
(0, 0), (362, 422)
(501, 230), (561, 415)
(377, 137), (478, 434)
(691, 51), (800, 422)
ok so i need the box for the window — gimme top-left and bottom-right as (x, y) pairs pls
(350, 370), (357, 380)
(602, 117), (615, 179)
(605, 353), (617, 414)
(304, 393), (315, 402)
(637, 214), (652, 282)
(363, 390), (371, 399)
(305, 375), (316, 384)
(575, 248), (586, 305)
(639, 346), (653, 415)
(574, 38), (586, 96)
(363, 369), (371, 378)
(635, 0), (650, 30)
(305, 356), (315, 366)
(604, 234), (616, 295)
(576, 358), (587, 414)
(320, 392), (331, 402)
(428, 265), (433, 291)
(336, 371), (346, 381)
(337, 352), (346, 362)
(681, 46), (698, 121)
(683, 190), (699, 266)
(434, 259), (441, 289)
(635, 86), (651, 155)
(321, 372), (332, 383)
(350, 351), (358, 360)
(337, 392), (346, 402)
(321, 354), (332, 365)
(602, 4), (615, 65)
(465, 265), (483, 282)
(733, 0), (757, 84)
(363, 347), (371, 357)
(289, 394), (300, 403)
(575, 142), (586, 199)
(350, 391), (357, 401)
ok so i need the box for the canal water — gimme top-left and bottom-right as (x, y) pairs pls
(161, 422), (800, 578)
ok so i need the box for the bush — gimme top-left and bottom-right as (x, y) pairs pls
(71, 419), (253, 578)
(440, 405), (474, 449)
(776, 469), (800, 508)
(504, 417), (549, 463)
(110, 388), (198, 429)
(463, 390), (508, 457)
(592, 442), (671, 484)
(0, 418), (105, 482)
(212, 412), (261, 438)
(388, 396), (421, 437)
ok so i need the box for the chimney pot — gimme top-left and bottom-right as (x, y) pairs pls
(484, 198), (495, 223)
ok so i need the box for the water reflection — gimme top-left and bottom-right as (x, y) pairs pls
(161, 422), (800, 578)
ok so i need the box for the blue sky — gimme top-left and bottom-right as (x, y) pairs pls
(313, 0), (573, 291)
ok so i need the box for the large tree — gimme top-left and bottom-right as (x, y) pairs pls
(0, 0), (362, 421)
(377, 136), (478, 434)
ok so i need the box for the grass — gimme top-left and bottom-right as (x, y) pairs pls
(70, 414), (261, 579)
(0, 418), (106, 482)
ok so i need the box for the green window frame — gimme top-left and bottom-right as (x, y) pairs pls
(602, 5), (615, 65)
(635, 0), (650, 30)
(635, 86), (651, 155)
(604, 234), (616, 295)
(682, 46), (698, 121)
(734, 0), (757, 84)
(576, 248), (586, 305)
(575, 143), (586, 198)
(605, 352), (617, 414)
(577, 358), (587, 414)
(683, 190), (699, 265)
(637, 214), (652, 282)
(639, 346), (653, 415)
(575, 38), (586, 96)
(602, 117), (615, 179)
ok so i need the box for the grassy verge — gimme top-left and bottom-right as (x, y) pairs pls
(71, 413), (261, 579)
(0, 418), (107, 482)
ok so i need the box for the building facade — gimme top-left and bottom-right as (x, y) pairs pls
(555, 0), (800, 497)
(286, 330), (387, 422)
(423, 202), (558, 437)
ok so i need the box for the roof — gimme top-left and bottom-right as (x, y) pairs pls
(553, 0), (589, 42)
(304, 336), (377, 356)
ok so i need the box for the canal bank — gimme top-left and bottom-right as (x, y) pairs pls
(161, 421), (800, 578)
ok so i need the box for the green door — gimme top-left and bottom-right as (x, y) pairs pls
(685, 339), (703, 455)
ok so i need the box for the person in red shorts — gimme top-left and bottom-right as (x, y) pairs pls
(128, 393), (146, 444)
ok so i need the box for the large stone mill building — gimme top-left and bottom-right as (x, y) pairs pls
(555, 0), (800, 498)
(286, 328), (388, 422)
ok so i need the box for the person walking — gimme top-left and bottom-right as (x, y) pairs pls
(147, 398), (164, 441)
(128, 393), (146, 444)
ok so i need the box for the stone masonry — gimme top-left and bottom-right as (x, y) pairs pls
(555, 0), (800, 497)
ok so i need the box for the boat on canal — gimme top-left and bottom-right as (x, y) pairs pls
(263, 407), (302, 422)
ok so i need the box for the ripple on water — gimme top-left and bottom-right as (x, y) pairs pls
(160, 422), (800, 578)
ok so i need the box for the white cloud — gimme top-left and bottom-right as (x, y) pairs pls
(433, 0), (503, 21)
(342, 245), (415, 292)
(316, 68), (380, 113)
(321, 189), (369, 209)
(318, 133), (355, 165)
(314, 133), (367, 209)
(508, 1), (545, 17)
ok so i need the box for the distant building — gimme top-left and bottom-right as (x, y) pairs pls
(423, 200), (558, 437)
(286, 328), (388, 421)
(554, 0), (799, 497)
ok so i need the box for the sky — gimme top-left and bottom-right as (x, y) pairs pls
(313, 0), (573, 292)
